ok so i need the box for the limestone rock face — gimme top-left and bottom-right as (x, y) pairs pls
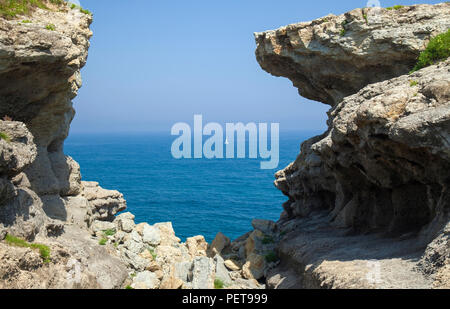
(256, 3), (450, 288)
(0, 4), (129, 288)
(255, 3), (450, 106)
(277, 60), (450, 236)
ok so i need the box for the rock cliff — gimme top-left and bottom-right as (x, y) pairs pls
(0, 2), (130, 288)
(1, 1), (449, 290)
(0, 2), (262, 289)
(255, 3), (450, 288)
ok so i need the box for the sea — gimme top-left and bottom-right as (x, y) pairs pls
(64, 131), (319, 242)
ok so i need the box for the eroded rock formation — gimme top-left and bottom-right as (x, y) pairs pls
(255, 3), (450, 288)
(0, 3), (263, 289)
(0, 4), (130, 288)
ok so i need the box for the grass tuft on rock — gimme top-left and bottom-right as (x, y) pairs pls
(386, 5), (404, 10)
(4, 234), (51, 263)
(0, 132), (11, 142)
(410, 29), (450, 73)
(103, 229), (116, 237)
(45, 22), (55, 30)
(214, 279), (225, 289)
(0, 0), (64, 19)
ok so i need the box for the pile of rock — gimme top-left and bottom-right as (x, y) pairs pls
(89, 213), (280, 289)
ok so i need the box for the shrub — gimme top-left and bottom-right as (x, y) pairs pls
(410, 29), (450, 73)
(99, 238), (107, 246)
(214, 279), (225, 289)
(125, 285), (134, 289)
(4, 234), (51, 263)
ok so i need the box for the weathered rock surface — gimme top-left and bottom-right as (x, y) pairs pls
(0, 3), (129, 288)
(256, 3), (450, 289)
(255, 3), (450, 106)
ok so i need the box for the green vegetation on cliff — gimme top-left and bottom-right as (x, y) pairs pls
(4, 234), (51, 263)
(0, 0), (64, 19)
(411, 29), (450, 73)
(0, 132), (10, 142)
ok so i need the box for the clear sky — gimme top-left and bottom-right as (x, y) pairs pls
(70, 0), (442, 133)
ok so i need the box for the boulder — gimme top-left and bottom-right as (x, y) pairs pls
(142, 224), (161, 246)
(191, 257), (215, 289)
(209, 232), (230, 256)
(131, 271), (160, 289)
(186, 235), (208, 257)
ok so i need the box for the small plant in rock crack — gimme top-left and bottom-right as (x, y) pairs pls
(214, 279), (225, 289)
(99, 238), (107, 246)
(45, 23), (56, 31)
(148, 247), (157, 259)
(103, 229), (116, 237)
(0, 132), (11, 142)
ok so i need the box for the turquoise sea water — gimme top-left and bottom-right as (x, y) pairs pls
(64, 131), (318, 242)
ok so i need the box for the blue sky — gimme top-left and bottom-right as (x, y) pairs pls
(70, 0), (442, 133)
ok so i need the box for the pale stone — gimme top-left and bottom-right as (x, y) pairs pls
(186, 235), (208, 257)
(142, 224), (161, 246)
(224, 259), (242, 271)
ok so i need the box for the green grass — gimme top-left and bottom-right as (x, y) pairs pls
(0, 132), (10, 142)
(45, 23), (55, 30)
(125, 285), (134, 290)
(409, 80), (418, 87)
(340, 29), (346, 37)
(79, 7), (90, 15)
(386, 5), (404, 10)
(69, 2), (91, 15)
(21, 18), (31, 23)
(0, 0), (64, 19)
(103, 229), (116, 237)
(410, 29), (450, 73)
(4, 234), (51, 263)
(264, 251), (279, 263)
(147, 247), (157, 259)
(214, 279), (225, 289)
(98, 238), (107, 246)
